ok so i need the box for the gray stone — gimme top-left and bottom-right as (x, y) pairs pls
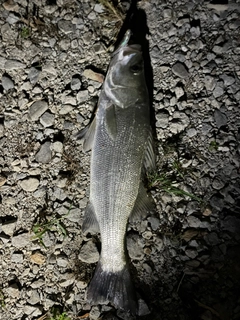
(59, 278), (75, 287)
(71, 77), (81, 90)
(6, 13), (20, 24)
(44, 5), (58, 14)
(89, 306), (101, 320)
(59, 104), (73, 115)
(5, 283), (20, 298)
(58, 20), (73, 34)
(28, 67), (40, 84)
(88, 11), (96, 20)
(78, 240), (99, 263)
(1, 219), (17, 235)
(28, 100), (49, 121)
(169, 112), (189, 134)
(56, 255), (69, 267)
(59, 38), (70, 51)
(65, 208), (81, 223)
(187, 215), (201, 228)
(52, 141), (63, 153)
(94, 3), (104, 13)
(156, 113), (169, 128)
(35, 141), (52, 163)
(204, 75), (216, 91)
(12, 232), (30, 248)
(42, 63), (57, 75)
(212, 45), (224, 54)
(214, 109), (227, 128)
(19, 177), (40, 192)
(0, 56), (6, 69)
(185, 249), (198, 259)
(27, 290), (40, 305)
(1, 75), (14, 90)
(175, 86), (185, 99)
(127, 235), (144, 260)
(11, 252), (24, 263)
(220, 74), (235, 86)
(4, 59), (26, 70)
(172, 62), (189, 78)
(52, 187), (67, 201)
(24, 305), (42, 317)
(187, 128), (197, 137)
(77, 90), (89, 103)
(212, 176), (225, 190)
(148, 217), (160, 231)
(213, 85), (224, 98)
(40, 112), (55, 127)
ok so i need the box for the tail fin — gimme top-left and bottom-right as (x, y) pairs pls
(87, 261), (137, 315)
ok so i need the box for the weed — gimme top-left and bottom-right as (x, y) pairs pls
(209, 140), (219, 151)
(50, 312), (71, 320)
(98, 0), (123, 22)
(31, 205), (72, 247)
(50, 307), (71, 320)
(20, 26), (31, 38)
(148, 172), (202, 202)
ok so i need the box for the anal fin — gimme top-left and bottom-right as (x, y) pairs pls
(82, 202), (99, 234)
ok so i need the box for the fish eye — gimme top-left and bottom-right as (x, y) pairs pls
(130, 63), (142, 74)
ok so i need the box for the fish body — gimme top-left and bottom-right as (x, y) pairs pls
(82, 30), (155, 314)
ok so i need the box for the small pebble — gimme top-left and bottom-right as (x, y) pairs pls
(78, 240), (99, 263)
(1, 75), (14, 90)
(28, 100), (49, 121)
(40, 112), (55, 127)
(12, 233), (30, 248)
(172, 62), (189, 78)
(19, 177), (40, 192)
(4, 59), (26, 70)
(35, 141), (52, 164)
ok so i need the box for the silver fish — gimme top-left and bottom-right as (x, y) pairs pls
(82, 30), (155, 314)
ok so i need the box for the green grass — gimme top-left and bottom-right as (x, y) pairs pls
(148, 172), (202, 203)
(20, 26), (31, 38)
(49, 307), (71, 320)
(50, 312), (71, 320)
(31, 205), (72, 247)
(209, 140), (219, 151)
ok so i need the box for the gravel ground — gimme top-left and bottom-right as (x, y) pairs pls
(0, 0), (240, 320)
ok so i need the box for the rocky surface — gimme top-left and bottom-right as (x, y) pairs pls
(0, 0), (240, 320)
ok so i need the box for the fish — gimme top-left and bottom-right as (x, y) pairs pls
(81, 29), (155, 314)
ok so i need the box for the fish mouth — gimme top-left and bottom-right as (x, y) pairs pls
(113, 30), (142, 56)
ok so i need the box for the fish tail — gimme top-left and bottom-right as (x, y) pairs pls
(87, 261), (137, 314)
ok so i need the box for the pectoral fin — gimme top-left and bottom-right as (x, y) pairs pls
(129, 183), (155, 223)
(82, 202), (99, 234)
(105, 105), (117, 140)
(82, 117), (97, 152)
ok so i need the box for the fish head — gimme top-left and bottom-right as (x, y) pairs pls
(104, 39), (148, 108)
